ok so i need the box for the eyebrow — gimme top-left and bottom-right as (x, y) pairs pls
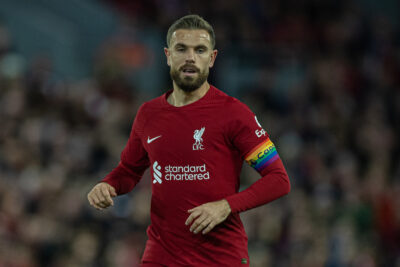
(174, 43), (208, 50)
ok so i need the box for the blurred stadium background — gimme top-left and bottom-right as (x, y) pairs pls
(0, 0), (399, 266)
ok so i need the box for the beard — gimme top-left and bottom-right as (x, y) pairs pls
(170, 66), (209, 92)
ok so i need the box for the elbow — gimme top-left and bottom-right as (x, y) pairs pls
(281, 173), (291, 196)
(284, 178), (291, 195)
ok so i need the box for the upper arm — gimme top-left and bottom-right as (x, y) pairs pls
(226, 102), (280, 174)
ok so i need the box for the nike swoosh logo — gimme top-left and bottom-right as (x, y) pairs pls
(147, 135), (162, 144)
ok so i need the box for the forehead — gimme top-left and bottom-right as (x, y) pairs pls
(170, 29), (211, 47)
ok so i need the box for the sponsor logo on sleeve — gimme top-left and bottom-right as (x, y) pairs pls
(254, 116), (266, 137)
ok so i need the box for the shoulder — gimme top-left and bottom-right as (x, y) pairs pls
(213, 88), (253, 119)
(132, 93), (166, 130)
(212, 86), (252, 114)
(142, 94), (165, 109)
(136, 93), (167, 115)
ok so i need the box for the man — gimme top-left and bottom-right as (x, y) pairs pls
(88, 14), (290, 266)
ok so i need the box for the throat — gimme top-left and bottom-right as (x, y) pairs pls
(168, 83), (210, 107)
(168, 93), (198, 107)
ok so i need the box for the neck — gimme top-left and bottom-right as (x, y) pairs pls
(168, 81), (210, 107)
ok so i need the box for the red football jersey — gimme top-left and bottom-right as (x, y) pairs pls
(103, 85), (290, 266)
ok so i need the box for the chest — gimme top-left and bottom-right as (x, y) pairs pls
(141, 111), (229, 163)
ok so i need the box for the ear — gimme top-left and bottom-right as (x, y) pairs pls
(164, 47), (171, 66)
(209, 49), (218, 68)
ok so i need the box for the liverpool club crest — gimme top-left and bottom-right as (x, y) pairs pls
(193, 127), (205, 150)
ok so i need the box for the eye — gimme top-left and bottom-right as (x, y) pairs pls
(176, 47), (185, 52)
(196, 48), (205, 54)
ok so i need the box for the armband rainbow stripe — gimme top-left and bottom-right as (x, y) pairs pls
(245, 138), (279, 172)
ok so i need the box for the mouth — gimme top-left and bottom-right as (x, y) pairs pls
(181, 66), (198, 76)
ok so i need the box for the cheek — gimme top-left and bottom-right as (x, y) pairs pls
(201, 56), (212, 69)
(170, 55), (184, 67)
(171, 52), (185, 61)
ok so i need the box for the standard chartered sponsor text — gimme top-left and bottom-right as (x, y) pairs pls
(164, 164), (210, 181)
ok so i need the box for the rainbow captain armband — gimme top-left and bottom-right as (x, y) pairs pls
(245, 138), (279, 172)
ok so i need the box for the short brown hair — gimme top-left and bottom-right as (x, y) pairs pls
(166, 14), (216, 49)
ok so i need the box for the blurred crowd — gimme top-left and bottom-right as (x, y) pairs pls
(0, 0), (399, 266)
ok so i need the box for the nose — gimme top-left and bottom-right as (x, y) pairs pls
(185, 49), (195, 63)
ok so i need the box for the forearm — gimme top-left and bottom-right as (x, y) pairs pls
(225, 159), (290, 213)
